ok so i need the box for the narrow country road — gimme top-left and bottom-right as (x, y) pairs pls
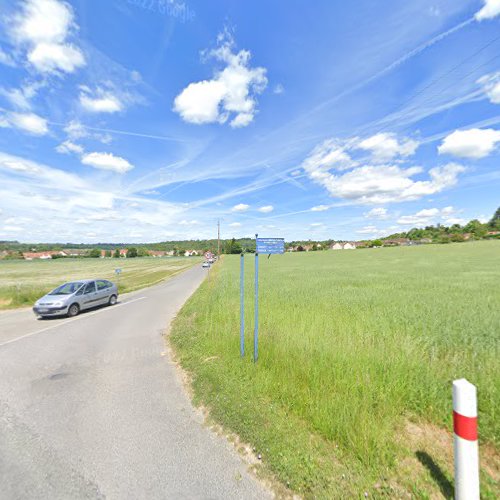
(0, 266), (271, 499)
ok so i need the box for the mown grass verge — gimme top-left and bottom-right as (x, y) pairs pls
(170, 242), (499, 497)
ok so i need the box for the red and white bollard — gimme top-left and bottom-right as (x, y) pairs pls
(453, 379), (479, 500)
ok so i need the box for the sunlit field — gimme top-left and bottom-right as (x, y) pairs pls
(171, 241), (500, 497)
(0, 257), (199, 309)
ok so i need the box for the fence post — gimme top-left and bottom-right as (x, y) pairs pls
(453, 379), (479, 500)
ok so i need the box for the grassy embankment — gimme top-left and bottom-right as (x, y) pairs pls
(170, 241), (500, 497)
(0, 257), (200, 310)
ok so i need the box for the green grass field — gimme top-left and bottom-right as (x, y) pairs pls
(0, 257), (199, 310)
(170, 241), (500, 498)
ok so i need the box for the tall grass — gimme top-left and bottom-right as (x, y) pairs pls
(0, 257), (199, 309)
(171, 242), (500, 497)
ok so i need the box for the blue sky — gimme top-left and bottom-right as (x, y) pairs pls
(0, 0), (499, 243)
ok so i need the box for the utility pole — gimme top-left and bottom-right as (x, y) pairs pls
(217, 219), (220, 257)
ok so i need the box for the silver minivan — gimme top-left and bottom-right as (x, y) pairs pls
(33, 279), (118, 318)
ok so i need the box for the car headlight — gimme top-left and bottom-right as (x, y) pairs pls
(52, 301), (65, 307)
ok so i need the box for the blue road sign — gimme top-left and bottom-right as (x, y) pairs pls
(256, 238), (285, 254)
(115, 268), (122, 274)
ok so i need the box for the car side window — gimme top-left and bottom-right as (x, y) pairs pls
(96, 280), (107, 291)
(84, 282), (96, 294)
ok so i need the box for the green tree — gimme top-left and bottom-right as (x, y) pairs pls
(105, 250), (112, 257)
(464, 219), (487, 239)
(89, 248), (101, 258)
(489, 206), (500, 230)
(224, 238), (242, 254)
(127, 247), (138, 258)
(113, 249), (120, 258)
(137, 247), (149, 257)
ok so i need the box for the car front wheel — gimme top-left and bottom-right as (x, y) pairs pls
(108, 294), (117, 306)
(67, 303), (80, 317)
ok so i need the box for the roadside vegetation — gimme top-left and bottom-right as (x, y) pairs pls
(170, 241), (500, 497)
(0, 257), (198, 310)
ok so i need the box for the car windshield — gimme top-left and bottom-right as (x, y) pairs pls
(49, 282), (84, 295)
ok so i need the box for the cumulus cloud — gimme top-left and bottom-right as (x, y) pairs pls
(0, 48), (16, 67)
(478, 72), (500, 104)
(1, 111), (48, 135)
(475, 0), (500, 20)
(397, 206), (462, 227)
(303, 153), (465, 204)
(357, 225), (386, 236)
(258, 205), (274, 213)
(79, 87), (124, 113)
(364, 207), (389, 219)
(357, 133), (419, 161)
(56, 140), (84, 155)
(231, 203), (250, 212)
(173, 31), (267, 127)
(311, 205), (329, 212)
(438, 128), (500, 159)
(302, 139), (358, 172)
(10, 0), (85, 74)
(81, 152), (134, 174)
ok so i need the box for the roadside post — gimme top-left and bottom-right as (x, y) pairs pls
(115, 268), (122, 290)
(240, 253), (245, 357)
(453, 379), (480, 500)
(253, 236), (285, 363)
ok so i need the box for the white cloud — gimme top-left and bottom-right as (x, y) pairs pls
(310, 222), (324, 227)
(229, 222), (242, 227)
(364, 207), (389, 219)
(438, 128), (500, 159)
(28, 42), (84, 73)
(0, 87), (32, 110)
(231, 203), (250, 212)
(10, 0), (85, 74)
(475, 0), (500, 20)
(357, 133), (419, 161)
(80, 88), (124, 113)
(2, 111), (48, 135)
(56, 140), (84, 155)
(173, 31), (267, 127)
(0, 48), (16, 67)
(64, 120), (88, 140)
(303, 147), (465, 204)
(397, 206), (463, 227)
(357, 226), (386, 236)
(311, 205), (329, 212)
(302, 139), (358, 172)
(81, 152), (134, 174)
(273, 83), (284, 95)
(478, 72), (500, 104)
(258, 205), (274, 213)
(178, 219), (200, 226)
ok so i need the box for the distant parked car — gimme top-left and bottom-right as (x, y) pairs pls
(202, 262), (210, 268)
(33, 279), (118, 318)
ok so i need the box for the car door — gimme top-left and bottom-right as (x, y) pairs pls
(95, 280), (111, 305)
(81, 281), (98, 309)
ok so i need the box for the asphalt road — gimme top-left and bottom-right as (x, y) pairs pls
(0, 266), (271, 499)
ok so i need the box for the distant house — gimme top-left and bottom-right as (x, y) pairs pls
(487, 231), (500, 236)
(23, 251), (67, 260)
(119, 249), (128, 257)
(149, 250), (166, 257)
(462, 233), (472, 241)
(165, 250), (175, 256)
(330, 242), (356, 250)
(383, 238), (410, 246)
(419, 238), (433, 244)
(184, 250), (199, 257)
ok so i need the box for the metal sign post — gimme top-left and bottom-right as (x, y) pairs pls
(253, 236), (284, 363)
(115, 268), (122, 289)
(254, 234), (259, 362)
(240, 253), (245, 357)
